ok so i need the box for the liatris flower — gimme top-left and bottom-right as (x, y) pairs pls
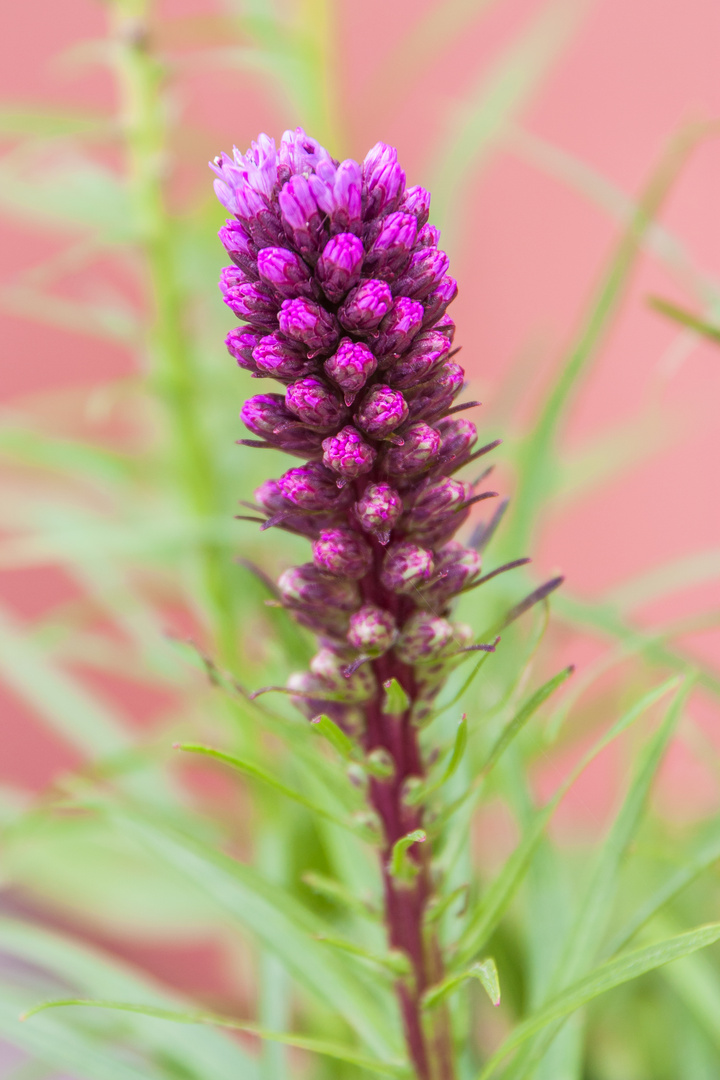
(213, 128), (507, 1079)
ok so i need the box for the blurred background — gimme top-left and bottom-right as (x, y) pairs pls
(1, 0), (720, 1076)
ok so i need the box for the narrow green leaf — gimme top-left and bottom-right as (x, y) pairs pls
(382, 678), (410, 715)
(175, 743), (357, 833)
(310, 712), (355, 759)
(389, 830), (427, 882)
(0, 105), (108, 138)
(22, 1000), (409, 1078)
(424, 958), (500, 1010)
(480, 666), (575, 778)
(648, 296), (720, 343)
(314, 935), (410, 976)
(406, 715), (468, 806)
(302, 872), (378, 920)
(478, 923), (720, 1079)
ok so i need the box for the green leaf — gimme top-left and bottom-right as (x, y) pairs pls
(112, 808), (402, 1058)
(314, 935), (410, 977)
(388, 830), (427, 882)
(310, 712), (355, 758)
(454, 677), (681, 965)
(175, 743), (358, 833)
(477, 923), (720, 1079)
(406, 715), (469, 806)
(424, 958), (500, 1010)
(382, 678), (410, 715)
(302, 871), (378, 920)
(480, 666), (574, 779)
(648, 296), (720, 343)
(22, 1000), (409, 1078)
(0, 105), (109, 138)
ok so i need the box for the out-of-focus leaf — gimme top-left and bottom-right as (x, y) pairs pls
(649, 296), (720, 342)
(23, 1000), (408, 1078)
(0, 147), (131, 241)
(113, 808), (402, 1058)
(605, 549), (720, 613)
(0, 918), (259, 1079)
(431, 0), (591, 248)
(0, 106), (110, 139)
(477, 923), (720, 1079)
(1, 286), (140, 343)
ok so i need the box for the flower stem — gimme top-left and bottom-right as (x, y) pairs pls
(110, 0), (238, 665)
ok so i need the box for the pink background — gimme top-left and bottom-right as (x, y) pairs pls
(1, 0), (719, 1004)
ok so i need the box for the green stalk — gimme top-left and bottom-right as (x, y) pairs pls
(110, 0), (237, 665)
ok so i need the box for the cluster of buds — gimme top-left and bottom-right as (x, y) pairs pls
(216, 130), (496, 712)
(214, 129), (503, 1078)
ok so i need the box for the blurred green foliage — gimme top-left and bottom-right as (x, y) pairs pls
(0, 0), (719, 1077)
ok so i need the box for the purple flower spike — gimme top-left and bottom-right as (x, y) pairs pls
(401, 184), (431, 227)
(278, 298), (339, 355)
(285, 376), (346, 431)
(226, 327), (264, 374)
(364, 212), (418, 279)
(392, 247), (450, 300)
(252, 334), (315, 382)
(395, 611), (456, 664)
(278, 174), (324, 256)
(347, 605), (398, 657)
(380, 542), (434, 594)
(257, 247), (314, 298)
(322, 425), (377, 481)
(338, 279), (393, 333)
(355, 384), (409, 440)
(383, 422), (441, 478)
(312, 527), (373, 579)
(278, 564), (360, 612)
(371, 297), (425, 361)
(362, 142), (406, 219)
(386, 330), (451, 390)
(279, 462), (352, 512)
(219, 220), (258, 278)
(423, 276), (458, 327)
(354, 482), (403, 544)
(324, 339), (378, 406)
(316, 233), (365, 303)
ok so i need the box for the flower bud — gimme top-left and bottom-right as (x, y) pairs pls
(257, 246), (314, 298)
(252, 334), (315, 382)
(285, 376), (346, 431)
(385, 330), (450, 390)
(278, 462), (352, 512)
(405, 361), (464, 423)
(401, 185), (431, 227)
(279, 564), (360, 611)
(382, 422), (441, 477)
(435, 416), (477, 464)
(355, 482), (403, 543)
(347, 605), (398, 656)
(310, 648), (376, 702)
(279, 126), (332, 175)
(434, 313), (456, 342)
(226, 327), (264, 374)
(322, 425), (376, 480)
(380, 542), (434, 594)
(241, 393), (294, 437)
(323, 339), (377, 406)
(422, 275), (458, 326)
(309, 158), (363, 235)
(312, 527), (373, 579)
(316, 233), (364, 303)
(370, 297), (425, 361)
(221, 272), (279, 329)
(218, 220), (258, 278)
(338, 279), (393, 332)
(363, 211), (418, 279)
(417, 223), (441, 249)
(420, 542), (481, 604)
(355, 384), (409, 439)
(392, 247), (450, 300)
(278, 174), (324, 255)
(395, 612), (456, 664)
(363, 142), (406, 219)
(278, 298), (339, 355)
(405, 476), (468, 527)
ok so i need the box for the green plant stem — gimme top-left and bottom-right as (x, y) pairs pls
(110, 0), (237, 665)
